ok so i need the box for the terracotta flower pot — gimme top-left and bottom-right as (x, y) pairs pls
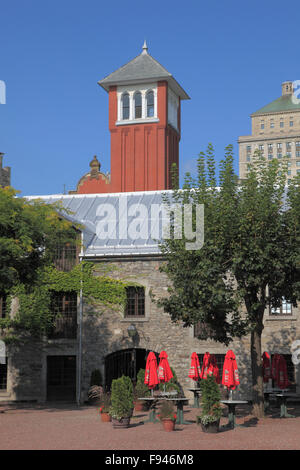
(100, 412), (111, 422)
(162, 418), (175, 432)
(134, 401), (145, 412)
(111, 417), (131, 429)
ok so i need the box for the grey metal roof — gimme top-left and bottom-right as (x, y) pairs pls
(98, 48), (190, 100)
(26, 190), (174, 258)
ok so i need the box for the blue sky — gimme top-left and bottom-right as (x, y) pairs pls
(1, 0), (300, 196)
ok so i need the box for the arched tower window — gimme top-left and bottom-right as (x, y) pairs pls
(122, 93), (130, 120)
(134, 92), (142, 119)
(146, 90), (154, 117)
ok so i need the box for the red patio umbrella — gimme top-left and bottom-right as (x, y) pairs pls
(188, 352), (201, 381)
(157, 351), (173, 383)
(144, 352), (159, 389)
(222, 350), (240, 390)
(262, 352), (272, 383)
(200, 352), (211, 379)
(274, 355), (290, 390)
(271, 353), (281, 381)
(207, 354), (221, 384)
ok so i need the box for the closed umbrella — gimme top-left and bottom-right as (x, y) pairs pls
(158, 351), (173, 384)
(200, 352), (211, 379)
(188, 352), (201, 382)
(275, 355), (290, 390)
(262, 352), (272, 383)
(222, 350), (240, 391)
(271, 353), (281, 382)
(208, 354), (221, 384)
(144, 352), (159, 391)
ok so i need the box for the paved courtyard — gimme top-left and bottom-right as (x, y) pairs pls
(0, 401), (300, 450)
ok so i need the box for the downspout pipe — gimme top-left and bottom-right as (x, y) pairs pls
(76, 233), (84, 406)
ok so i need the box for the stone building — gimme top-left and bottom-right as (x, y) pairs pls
(239, 81), (300, 181)
(0, 48), (299, 404)
(0, 153), (10, 188)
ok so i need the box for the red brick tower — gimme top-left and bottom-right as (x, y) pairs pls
(73, 42), (189, 194)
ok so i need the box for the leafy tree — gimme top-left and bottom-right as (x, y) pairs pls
(158, 145), (300, 418)
(0, 187), (78, 293)
(0, 188), (126, 341)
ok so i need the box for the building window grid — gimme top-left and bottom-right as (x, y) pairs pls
(146, 91), (154, 118)
(54, 243), (78, 272)
(125, 286), (145, 317)
(0, 295), (7, 319)
(270, 298), (292, 316)
(49, 292), (77, 339)
(0, 361), (7, 390)
(134, 92), (142, 119)
(120, 90), (156, 121)
(122, 93), (130, 120)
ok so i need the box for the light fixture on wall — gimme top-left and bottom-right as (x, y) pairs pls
(127, 324), (137, 338)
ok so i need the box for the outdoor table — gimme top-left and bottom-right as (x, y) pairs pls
(221, 400), (248, 429)
(138, 397), (161, 423)
(166, 397), (191, 425)
(271, 393), (298, 418)
(264, 388), (289, 411)
(188, 388), (201, 408)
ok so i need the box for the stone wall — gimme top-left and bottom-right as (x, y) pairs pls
(80, 257), (300, 403)
(2, 257), (299, 403)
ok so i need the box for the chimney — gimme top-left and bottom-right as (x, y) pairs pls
(282, 81), (293, 96)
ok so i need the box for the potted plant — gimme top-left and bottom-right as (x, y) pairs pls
(196, 375), (222, 433)
(109, 375), (134, 428)
(158, 401), (177, 432)
(133, 369), (151, 411)
(159, 367), (181, 396)
(99, 392), (111, 422)
(87, 369), (103, 406)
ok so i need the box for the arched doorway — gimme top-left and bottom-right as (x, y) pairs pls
(105, 348), (158, 390)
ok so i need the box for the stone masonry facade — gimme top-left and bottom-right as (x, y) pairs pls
(1, 257), (299, 404)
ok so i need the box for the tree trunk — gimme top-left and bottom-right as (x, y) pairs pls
(250, 325), (264, 418)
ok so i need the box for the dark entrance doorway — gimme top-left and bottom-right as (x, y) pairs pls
(47, 355), (76, 401)
(105, 348), (158, 390)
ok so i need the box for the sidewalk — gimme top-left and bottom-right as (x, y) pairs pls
(0, 402), (299, 450)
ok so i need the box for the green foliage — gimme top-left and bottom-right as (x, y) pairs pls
(0, 187), (127, 343)
(99, 392), (111, 413)
(157, 145), (300, 342)
(134, 368), (150, 399)
(198, 375), (222, 424)
(109, 375), (134, 420)
(157, 144), (300, 414)
(158, 400), (176, 421)
(0, 187), (79, 293)
(90, 369), (103, 387)
(0, 261), (126, 342)
(159, 367), (181, 395)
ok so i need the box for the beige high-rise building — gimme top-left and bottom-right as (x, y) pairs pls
(0, 153), (10, 188)
(239, 81), (300, 181)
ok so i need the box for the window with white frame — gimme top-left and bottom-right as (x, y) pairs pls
(270, 298), (292, 316)
(146, 90), (154, 118)
(122, 93), (130, 120)
(117, 84), (158, 123)
(134, 92), (142, 119)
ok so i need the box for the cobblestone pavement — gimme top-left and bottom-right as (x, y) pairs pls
(0, 402), (300, 450)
